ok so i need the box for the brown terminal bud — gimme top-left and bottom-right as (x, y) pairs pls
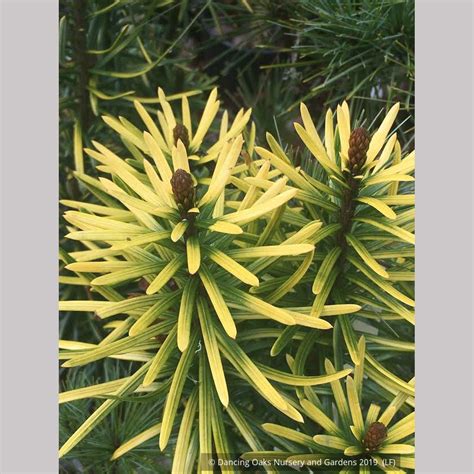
(363, 422), (387, 452)
(348, 127), (370, 174)
(170, 169), (195, 211)
(173, 123), (190, 149)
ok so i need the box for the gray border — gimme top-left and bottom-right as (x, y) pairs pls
(0, 1), (473, 473)
(0, 0), (58, 472)
(416, 1), (473, 473)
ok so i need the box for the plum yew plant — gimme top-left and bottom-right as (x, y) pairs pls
(59, 87), (414, 472)
(244, 337), (415, 472)
(253, 101), (415, 380)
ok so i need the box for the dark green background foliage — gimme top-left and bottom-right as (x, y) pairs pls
(59, 1), (414, 471)
(59, 0), (414, 178)
(60, 363), (169, 473)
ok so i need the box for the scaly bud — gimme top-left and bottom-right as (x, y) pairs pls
(173, 123), (190, 149)
(348, 127), (370, 174)
(363, 422), (387, 452)
(171, 169), (195, 212)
